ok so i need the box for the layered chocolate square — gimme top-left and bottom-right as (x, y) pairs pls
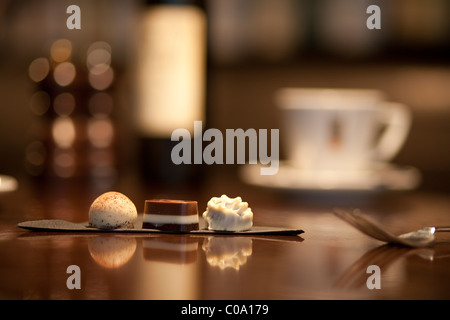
(142, 199), (199, 232)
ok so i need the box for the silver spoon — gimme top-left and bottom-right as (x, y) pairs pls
(334, 208), (450, 248)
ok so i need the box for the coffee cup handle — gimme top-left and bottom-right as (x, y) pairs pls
(376, 102), (412, 162)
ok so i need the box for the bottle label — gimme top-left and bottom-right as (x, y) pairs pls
(136, 5), (206, 137)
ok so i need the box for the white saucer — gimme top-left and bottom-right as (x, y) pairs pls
(0, 175), (18, 193)
(239, 162), (421, 193)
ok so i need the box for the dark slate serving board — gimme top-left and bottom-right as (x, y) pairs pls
(17, 219), (304, 236)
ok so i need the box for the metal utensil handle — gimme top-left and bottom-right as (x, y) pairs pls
(434, 226), (450, 232)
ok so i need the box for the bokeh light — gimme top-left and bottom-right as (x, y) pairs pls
(50, 39), (72, 63)
(53, 62), (76, 87)
(87, 117), (114, 148)
(88, 65), (114, 90)
(28, 57), (50, 82)
(52, 117), (76, 148)
(29, 91), (50, 116)
(88, 92), (113, 115)
(53, 92), (76, 116)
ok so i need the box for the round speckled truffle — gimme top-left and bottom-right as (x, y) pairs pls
(89, 191), (138, 230)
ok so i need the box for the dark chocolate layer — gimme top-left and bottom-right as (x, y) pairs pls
(144, 199), (198, 216)
(142, 222), (199, 232)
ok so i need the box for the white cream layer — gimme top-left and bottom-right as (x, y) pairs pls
(143, 213), (199, 225)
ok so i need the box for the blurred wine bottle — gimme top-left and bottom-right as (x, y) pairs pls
(134, 0), (207, 185)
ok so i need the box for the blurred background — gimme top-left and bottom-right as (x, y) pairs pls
(1, 0), (450, 196)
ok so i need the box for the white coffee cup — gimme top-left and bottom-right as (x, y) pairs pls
(276, 88), (412, 171)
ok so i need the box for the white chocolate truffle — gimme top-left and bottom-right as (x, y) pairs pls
(202, 195), (253, 232)
(89, 191), (138, 230)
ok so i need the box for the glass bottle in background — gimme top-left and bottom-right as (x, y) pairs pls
(134, 0), (207, 186)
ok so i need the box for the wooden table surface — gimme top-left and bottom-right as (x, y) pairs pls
(1, 172), (450, 300)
